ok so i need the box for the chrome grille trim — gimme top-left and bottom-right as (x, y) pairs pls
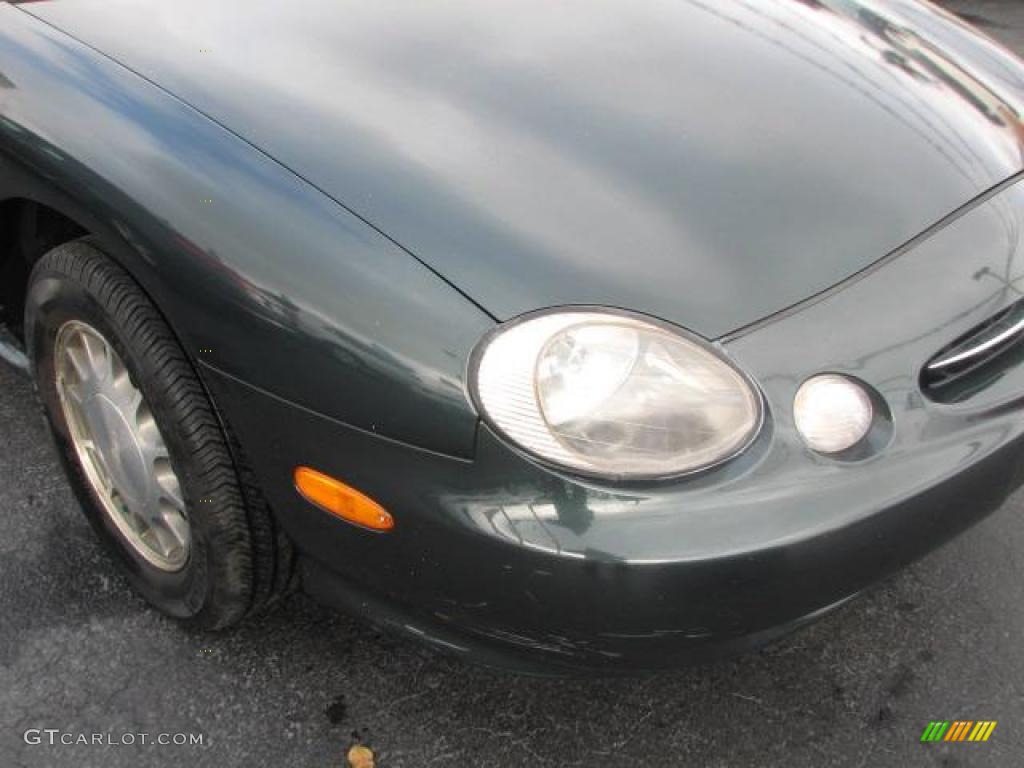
(927, 305), (1024, 372)
(922, 300), (1024, 403)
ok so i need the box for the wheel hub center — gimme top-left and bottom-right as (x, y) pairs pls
(82, 392), (149, 507)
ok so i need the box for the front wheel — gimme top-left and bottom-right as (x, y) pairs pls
(25, 240), (291, 628)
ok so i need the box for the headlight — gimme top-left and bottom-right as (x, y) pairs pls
(471, 310), (762, 479)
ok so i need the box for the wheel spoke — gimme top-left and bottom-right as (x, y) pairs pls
(138, 524), (168, 558)
(161, 507), (191, 554)
(134, 399), (160, 454)
(80, 331), (113, 384)
(62, 380), (86, 406)
(154, 458), (184, 510)
(64, 344), (92, 387)
(113, 490), (145, 534)
(110, 347), (131, 391)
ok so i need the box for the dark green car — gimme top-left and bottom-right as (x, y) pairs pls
(2, 0), (1024, 672)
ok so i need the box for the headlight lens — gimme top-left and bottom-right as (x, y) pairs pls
(473, 311), (762, 478)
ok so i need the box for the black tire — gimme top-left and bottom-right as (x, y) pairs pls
(25, 239), (293, 629)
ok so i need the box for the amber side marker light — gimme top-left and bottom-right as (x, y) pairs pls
(294, 467), (394, 532)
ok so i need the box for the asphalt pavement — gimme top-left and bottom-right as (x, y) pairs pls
(3, 2), (1024, 767)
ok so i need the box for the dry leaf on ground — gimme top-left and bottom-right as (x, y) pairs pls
(347, 744), (375, 768)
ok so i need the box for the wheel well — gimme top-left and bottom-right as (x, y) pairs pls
(0, 198), (89, 337)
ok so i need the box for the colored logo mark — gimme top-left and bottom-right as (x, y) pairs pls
(921, 721), (997, 742)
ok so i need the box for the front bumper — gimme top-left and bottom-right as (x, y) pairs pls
(204, 177), (1024, 673)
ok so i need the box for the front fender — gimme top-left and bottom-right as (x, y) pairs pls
(0, 6), (492, 457)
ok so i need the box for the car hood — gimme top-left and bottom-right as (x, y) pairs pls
(21, 0), (1024, 337)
